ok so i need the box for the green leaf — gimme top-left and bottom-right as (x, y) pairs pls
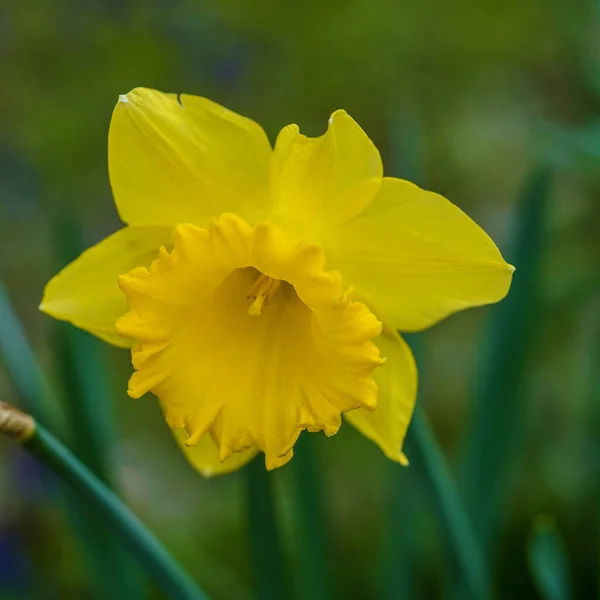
(461, 167), (551, 553)
(245, 456), (289, 600)
(5, 412), (210, 600)
(0, 281), (58, 428)
(287, 433), (334, 600)
(380, 109), (424, 600)
(528, 515), (572, 600)
(405, 402), (492, 600)
(50, 211), (148, 600)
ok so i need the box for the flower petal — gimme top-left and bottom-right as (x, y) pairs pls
(40, 226), (171, 347)
(171, 428), (258, 477)
(345, 328), (416, 465)
(270, 110), (383, 236)
(109, 88), (272, 227)
(326, 177), (515, 331)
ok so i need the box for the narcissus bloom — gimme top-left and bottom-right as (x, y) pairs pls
(41, 88), (513, 476)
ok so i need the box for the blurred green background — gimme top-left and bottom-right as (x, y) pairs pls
(1, 1), (599, 599)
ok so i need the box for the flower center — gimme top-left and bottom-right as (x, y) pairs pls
(246, 274), (281, 316)
(116, 214), (383, 469)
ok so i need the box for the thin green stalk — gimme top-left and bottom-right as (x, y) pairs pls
(0, 280), (60, 600)
(380, 460), (416, 600)
(0, 277), (146, 598)
(0, 406), (209, 600)
(405, 405), (492, 600)
(461, 167), (550, 553)
(52, 211), (147, 599)
(587, 302), (600, 596)
(56, 328), (146, 600)
(381, 109), (423, 600)
(288, 433), (333, 600)
(52, 212), (118, 482)
(528, 515), (571, 600)
(0, 281), (56, 426)
(245, 456), (288, 600)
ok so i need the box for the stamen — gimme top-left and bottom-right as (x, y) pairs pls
(248, 295), (266, 316)
(246, 274), (281, 316)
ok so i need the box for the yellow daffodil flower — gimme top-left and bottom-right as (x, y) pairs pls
(40, 88), (513, 476)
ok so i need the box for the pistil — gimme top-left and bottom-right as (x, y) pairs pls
(246, 274), (281, 316)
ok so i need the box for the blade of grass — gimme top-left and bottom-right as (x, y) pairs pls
(0, 279), (144, 598)
(460, 167), (550, 554)
(527, 515), (571, 600)
(586, 301), (600, 596)
(405, 403), (492, 599)
(52, 213), (147, 599)
(51, 211), (117, 481)
(380, 460), (417, 600)
(0, 281), (60, 600)
(287, 432), (333, 600)
(380, 108), (425, 600)
(0, 281), (57, 426)
(56, 328), (148, 600)
(0, 403), (209, 600)
(403, 331), (491, 599)
(54, 324), (116, 479)
(245, 456), (288, 600)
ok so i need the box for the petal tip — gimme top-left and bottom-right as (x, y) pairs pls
(38, 279), (58, 316)
(328, 109), (349, 124)
(118, 93), (129, 104)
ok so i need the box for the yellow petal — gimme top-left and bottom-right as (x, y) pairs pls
(345, 328), (416, 465)
(270, 110), (383, 237)
(116, 214), (383, 470)
(171, 428), (258, 477)
(109, 88), (272, 227)
(327, 177), (515, 331)
(40, 226), (171, 347)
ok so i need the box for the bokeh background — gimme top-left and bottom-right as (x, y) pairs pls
(1, 1), (599, 599)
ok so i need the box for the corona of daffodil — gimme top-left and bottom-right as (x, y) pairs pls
(40, 88), (513, 476)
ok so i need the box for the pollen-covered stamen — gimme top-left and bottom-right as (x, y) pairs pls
(246, 273), (281, 316)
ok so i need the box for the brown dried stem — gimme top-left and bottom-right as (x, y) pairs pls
(0, 401), (36, 442)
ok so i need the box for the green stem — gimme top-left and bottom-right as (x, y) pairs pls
(52, 212), (118, 483)
(382, 111), (423, 600)
(0, 282), (56, 426)
(245, 456), (288, 600)
(461, 168), (549, 552)
(288, 433), (333, 600)
(20, 421), (209, 600)
(381, 460), (416, 600)
(54, 320), (147, 599)
(405, 406), (492, 600)
(1, 277), (146, 598)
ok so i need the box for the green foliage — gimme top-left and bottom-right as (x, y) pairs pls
(461, 167), (550, 554)
(22, 422), (209, 600)
(51, 211), (148, 600)
(0, 0), (598, 597)
(528, 515), (571, 600)
(244, 457), (288, 599)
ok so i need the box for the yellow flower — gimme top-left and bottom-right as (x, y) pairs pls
(40, 88), (513, 476)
